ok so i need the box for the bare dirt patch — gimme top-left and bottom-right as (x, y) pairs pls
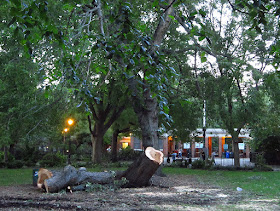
(0, 174), (279, 210)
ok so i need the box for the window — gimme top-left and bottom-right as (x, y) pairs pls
(122, 142), (128, 149)
(159, 138), (163, 150)
(133, 137), (141, 149)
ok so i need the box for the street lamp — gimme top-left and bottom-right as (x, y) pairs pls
(67, 118), (74, 126)
(63, 128), (69, 142)
(66, 118), (75, 165)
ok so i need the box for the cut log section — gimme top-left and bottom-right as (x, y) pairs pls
(44, 166), (114, 193)
(40, 147), (163, 192)
(116, 147), (164, 187)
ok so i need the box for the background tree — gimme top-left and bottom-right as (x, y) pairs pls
(110, 108), (138, 162)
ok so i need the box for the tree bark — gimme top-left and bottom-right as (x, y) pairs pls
(128, 0), (174, 150)
(4, 146), (8, 162)
(44, 166), (114, 193)
(87, 101), (125, 164)
(91, 129), (104, 164)
(111, 130), (119, 162)
(232, 135), (240, 167)
(9, 144), (15, 158)
(135, 90), (159, 149)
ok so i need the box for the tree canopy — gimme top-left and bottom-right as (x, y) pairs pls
(1, 0), (280, 166)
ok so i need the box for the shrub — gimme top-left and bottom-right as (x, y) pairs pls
(39, 152), (66, 167)
(255, 154), (266, 167)
(254, 165), (273, 171)
(6, 160), (24, 169)
(24, 160), (36, 167)
(211, 165), (254, 171)
(253, 154), (273, 171)
(191, 159), (205, 169)
(0, 162), (6, 168)
(0, 151), (4, 161)
(256, 136), (280, 165)
(205, 159), (214, 169)
(118, 146), (143, 161)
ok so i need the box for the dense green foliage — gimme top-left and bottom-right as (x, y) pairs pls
(1, 0), (280, 166)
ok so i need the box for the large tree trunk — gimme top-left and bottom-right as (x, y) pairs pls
(42, 147), (163, 193)
(129, 80), (159, 149)
(9, 144), (15, 158)
(111, 130), (119, 162)
(232, 135), (240, 167)
(87, 103), (125, 164)
(4, 146), (8, 162)
(137, 89), (159, 149)
(128, 0), (174, 150)
(91, 131), (104, 164)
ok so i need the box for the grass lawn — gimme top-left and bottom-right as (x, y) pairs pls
(0, 168), (33, 186)
(1, 167), (280, 199)
(163, 167), (280, 199)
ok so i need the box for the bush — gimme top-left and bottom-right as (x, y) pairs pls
(0, 161), (6, 168)
(39, 152), (66, 167)
(257, 136), (280, 165)
(205, 159), (214, 169)
(118, 146), (143, 161)
(0, 151), (4, 161)
(24, 160), (36, 167)
(191, 159), (205, 169)
(6, 160), (24, 169)
(254, 165), (273, 171)
(211, 165), (254, 171)
(254, 154), (273, 171)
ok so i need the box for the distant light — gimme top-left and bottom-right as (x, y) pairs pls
(67, 119), (74, 126)
(64, 128), (69, 132)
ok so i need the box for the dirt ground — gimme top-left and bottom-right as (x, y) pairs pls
(0, 174), (279, 211)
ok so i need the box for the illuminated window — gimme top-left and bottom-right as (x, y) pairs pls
(122, 142), (129, 149)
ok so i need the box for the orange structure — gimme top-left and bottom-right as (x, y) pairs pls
(122, 128), (251, 159)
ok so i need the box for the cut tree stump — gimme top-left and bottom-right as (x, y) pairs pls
(116, 147), (164, 187)
(42, 147), (163, 192)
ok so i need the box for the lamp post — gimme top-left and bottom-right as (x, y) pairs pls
(63, 128), (69, 143)
(203, 100), (207, 158)
(62, 128), (69, 156)
(66, 118), (74, 165)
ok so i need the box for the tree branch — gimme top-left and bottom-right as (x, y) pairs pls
(104, 105), (126, 132)
(88, 102), (99, 121)
(87, 115), (93, 135)
(227, 0), (250, 15)
(26, 120), (42, 137)
(152, 0), (174, 49)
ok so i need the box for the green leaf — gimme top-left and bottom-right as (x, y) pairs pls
(198, 36), (206, 41)
(163, 105), (169, 114)
(168, 15), (175, 20)
(201, 57), (207, 63)
(190, 11), (198, 17)
(199, 9), (206, 17)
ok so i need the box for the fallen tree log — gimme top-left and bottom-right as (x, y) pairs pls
(44, 166), (114, 193)
(42, 147), (163, 192)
